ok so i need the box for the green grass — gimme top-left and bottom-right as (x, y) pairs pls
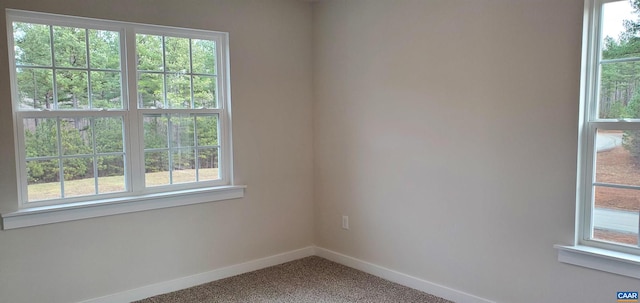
(28, 168), (219, 201)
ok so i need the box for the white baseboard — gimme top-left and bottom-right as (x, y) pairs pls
(315, 247), (494, 303)
(79, 246), (315, 303)
(80, 245), (493, 303)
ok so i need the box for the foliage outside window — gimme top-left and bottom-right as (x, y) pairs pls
(7, 10), (231, 208)
(580, 0), (640, 255)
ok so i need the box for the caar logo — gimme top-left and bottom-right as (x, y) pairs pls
(618, 292), (639, 302)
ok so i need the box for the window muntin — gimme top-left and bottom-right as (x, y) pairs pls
(7, 10), (231, 208)
(582, 0), (640, 254)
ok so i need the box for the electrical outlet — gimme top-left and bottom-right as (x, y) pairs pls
(342, 215), (349, 230)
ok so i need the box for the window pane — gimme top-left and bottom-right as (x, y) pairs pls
(593, 186), (639, 247)
(144, 115), (169, 149)
(53, 26), (87, 68)
(63, 157), (95, 197)
(16, 68), (53, 110)
(56, 70), (89, 109)
(97, 155), (125, 194)
(594, 185), (640, 213)
(601, 1), (640, 60)
(24, 118), (58, 158)
(171, 115), (195, 148)
(598, 61), (640, 119)
(593, 229), (638, 246)
(60, 118), (93, 156)
(27, 159), (60, 201)
(197, 148), (219, 181)
(594, 129), (640, 247)
(89, 29), (120, 70)
(145, 151), (169, 187)
(172, 149), (195, 184)
(91, 71), (122, 109)
(166, 74), (191, 108)
(192, 39), (216, 75)
(196, 115), (218, 146)
(138, 72), (164, 108)
(136, 34), (163, 71)
(13, 22), (52, 67)
(165, 36), (190, 73)
(193, 75), (217, 108)
(595, 129), (640, 187)
(95, 117), (124, 153)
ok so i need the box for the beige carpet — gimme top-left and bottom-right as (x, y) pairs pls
(134, 256), (454, 303)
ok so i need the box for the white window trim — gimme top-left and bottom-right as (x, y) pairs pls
(556, 0), (640, 279)
(1, 186), (246, 229)
(555, 245), (640, 279)
(1, 10), (244, 229)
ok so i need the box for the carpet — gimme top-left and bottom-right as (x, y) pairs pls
(133, 256), (454, 303)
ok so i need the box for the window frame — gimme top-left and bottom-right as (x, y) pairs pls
(578, 0), (640, 256)
(557, 0), (640, 279)
(1, 9), (243, 229)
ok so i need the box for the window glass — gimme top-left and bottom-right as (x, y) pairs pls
(13, 22), (52, 66)
(89, 29), (120, 70)
(136, 34), (218, 109)
(16, 68), (54, 110)
(598, 1), (640, 119)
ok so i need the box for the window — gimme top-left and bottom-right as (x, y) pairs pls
(2, 10), (242, 229)
(557, 0), (640, 278)
(579, 0), (640, 255)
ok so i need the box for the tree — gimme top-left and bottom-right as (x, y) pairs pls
(13, 22), (54, 110)
(137, 34), (164, 108)
(195, 115), (218, 171)
(605, 0), (640, 165)
(25, 119), (59, 183)
(53, 26), (89, 109)
(95, 117), (125, 177)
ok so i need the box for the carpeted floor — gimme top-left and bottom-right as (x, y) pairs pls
(134, 256), (454, 303)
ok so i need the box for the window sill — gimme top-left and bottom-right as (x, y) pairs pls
(1, 185), (245, 230)
(554, 244), (640, 279)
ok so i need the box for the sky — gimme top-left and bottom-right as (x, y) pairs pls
(602, 0), (637, 40)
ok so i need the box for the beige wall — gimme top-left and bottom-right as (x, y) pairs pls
(0, 1), (314, 302)
(2, 0), (639, 302)
(312, 0), (639, 302)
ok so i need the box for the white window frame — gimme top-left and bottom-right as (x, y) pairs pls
(1, 10), (244, 229)
(556, 0), (640, 279)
